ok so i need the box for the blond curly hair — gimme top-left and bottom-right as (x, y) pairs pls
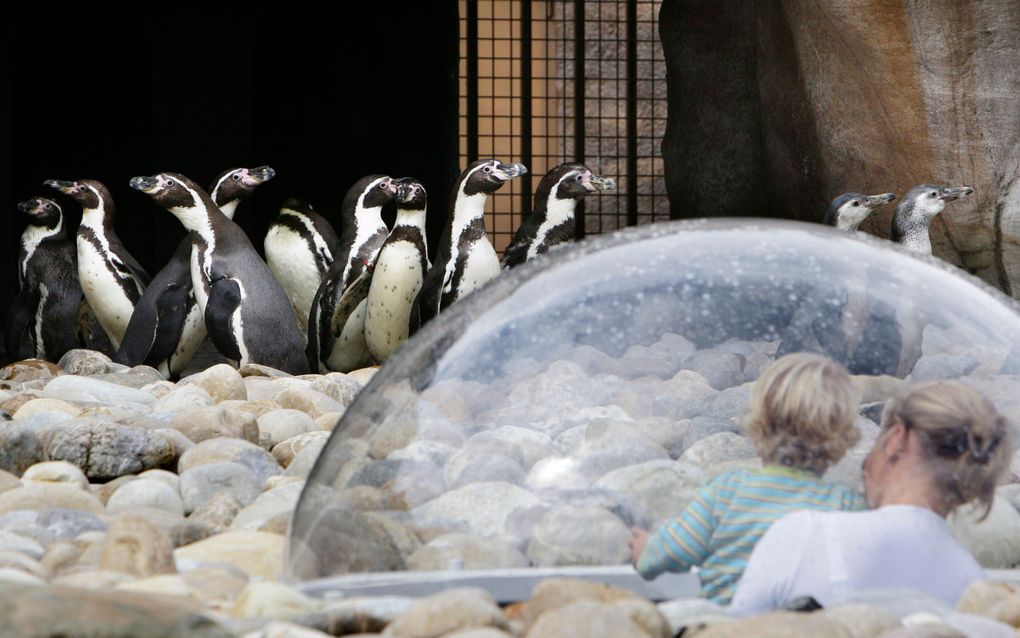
(745, 353), (861, 475)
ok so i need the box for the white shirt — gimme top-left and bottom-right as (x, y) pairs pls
(728, 505), (985, 616)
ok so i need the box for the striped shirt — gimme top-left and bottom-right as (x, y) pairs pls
(635, 465), (866, 604)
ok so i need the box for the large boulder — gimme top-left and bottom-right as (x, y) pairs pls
(46, 421), (175, 480)
(0, 581), (232, 638)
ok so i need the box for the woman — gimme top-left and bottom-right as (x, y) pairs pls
(729, 380), (1012, 615)
(629, 352), (866, 604)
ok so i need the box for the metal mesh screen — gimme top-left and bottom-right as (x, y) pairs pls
(459, 0), (668, 253)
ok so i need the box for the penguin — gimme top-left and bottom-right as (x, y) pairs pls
(128, 172), (309, 374)
(410, 159), (527, 333)
(264, 197), (340, 335)
(501, 163), (614, 269)
(822, 192), (896, 231)
(365, 177), (430, 363)
(44, 178), (150, 349)
(115, 166), (275, 378)
(891, 184), (973, 253)
(5, 197), (82, 361)
(306, 175), (398, 373)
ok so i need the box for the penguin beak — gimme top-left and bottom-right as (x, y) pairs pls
(396, 183), (412, 203)
(16, 199), (39, 215)
(245, 166), (276, 185)
(43, 179), (75, 194)
(864, 192), (896, 207)
(129, 175), (161, 194)
(493, 162), (528, 181)
(587, 174), (616, 192)
(939, 186), (973, 201)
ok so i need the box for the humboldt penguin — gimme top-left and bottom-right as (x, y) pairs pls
(365, 177), (430, 363)
(892, 184), (973, 253)
(5, 197), (82, 361)
(129, 172), (308, 374)
(306, 175), (398, 372)
(822, 192), (896, 231)
(502, 163), (614, 269)
(264, 197), (340, 334)
(410, 159), (527, 333)
(44, 178), (150, 349)
(116, 166), (275, 378)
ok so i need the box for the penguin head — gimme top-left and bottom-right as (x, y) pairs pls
(897, 183), (974, 224)
(463, 159), (528, 196)
(129, 172), (202, 209)
(17, 196), (63, 227)
(395, 177), (427, 210)
(43, 178), (109, 210)
(280, 197), (317, 216)
(360, 176), (399, 208)
(210, 165), (275, 205)
(549, 163), (617, 200)
(824, 192), (896, 229)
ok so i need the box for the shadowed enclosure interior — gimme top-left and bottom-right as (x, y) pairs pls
(459, 0), (669, 252)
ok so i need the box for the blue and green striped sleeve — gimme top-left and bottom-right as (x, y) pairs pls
(635, 481), (720, 579)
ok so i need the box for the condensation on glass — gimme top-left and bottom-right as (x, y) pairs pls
(286, 219), (1020, 582)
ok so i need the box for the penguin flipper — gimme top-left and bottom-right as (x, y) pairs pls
(146, 284), (192, 367)
(307, 274), (340, 371)
(409, 263), (445, 335)
(205, 277), (243, 362)
(5, 288), (37, 359)
(115, 295), (158, 366)
(330, 272), (373, 342)
(76, 300), (115, 355)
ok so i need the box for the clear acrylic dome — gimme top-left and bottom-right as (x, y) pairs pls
(286, 218), (1020, 582)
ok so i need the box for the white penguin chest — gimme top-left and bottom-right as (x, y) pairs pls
(77, 234), (135, 342)
(366, 241), (426, 351)
(264, 225), (328, 328)
(456, 239), (501, 298)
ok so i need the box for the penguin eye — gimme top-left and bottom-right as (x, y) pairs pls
(232, 174), (241, 180)
(576, 174), (583, 182)
(483, 166), (492, 173)
(378, 182), (387, 189)
(929, 192), (938, 198)
(851, 201), (859, 207)
(45, 203), (52, 209)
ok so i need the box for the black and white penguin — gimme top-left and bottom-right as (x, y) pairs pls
(822, 192), (896, 231)
(116, 166), (275, 378)
(44, 178), (150, 349)
(891, 184), (973, 253)
(129, 172), (308, 374)
(306, 175), (398, 372)
(5, 197), (82, 361)
(365, 178), (430, 363)
(501, 163), (614, 269)
(264, 197), (340, 335)
(410, 159), (527, 333)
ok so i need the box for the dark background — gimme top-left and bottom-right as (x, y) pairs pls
(0, 2), (460, 317)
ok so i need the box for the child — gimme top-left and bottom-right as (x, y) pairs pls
(629, 352), (866, 604)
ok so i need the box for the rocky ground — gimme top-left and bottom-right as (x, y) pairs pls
(1, 336), (1020, 637)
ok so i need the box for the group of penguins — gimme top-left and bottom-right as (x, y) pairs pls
(8, 160), (617, 379)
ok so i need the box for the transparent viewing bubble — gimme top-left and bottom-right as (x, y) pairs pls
(286, 219), (1020, 582)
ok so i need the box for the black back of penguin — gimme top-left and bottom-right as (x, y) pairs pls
(6, 197), (82, 361)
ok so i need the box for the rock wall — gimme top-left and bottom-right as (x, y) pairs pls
(660, 0), (1020, 294)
